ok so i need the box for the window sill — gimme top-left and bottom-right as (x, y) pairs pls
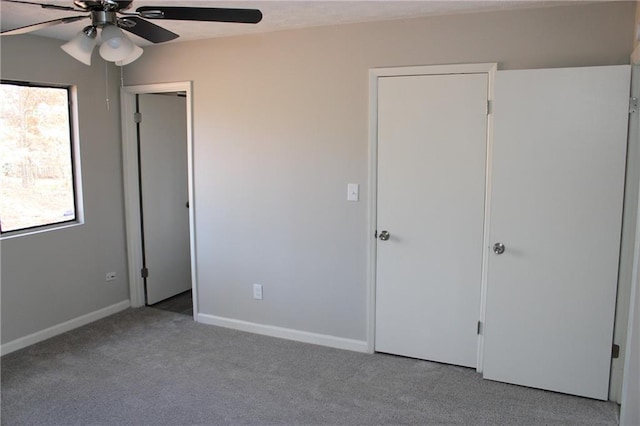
(0, 221), (84, 240)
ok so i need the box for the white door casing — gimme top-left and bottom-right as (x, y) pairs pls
(483, 65), (630, 400)
(374, 70), (490, 368)
(138, 93), (192, 305)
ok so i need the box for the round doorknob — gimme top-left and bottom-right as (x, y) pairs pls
(379, 230), (390, 241)
(493, 242), (505, 255)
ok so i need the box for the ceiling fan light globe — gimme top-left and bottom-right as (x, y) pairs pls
(61, 30), (97, 66)
(99, 25), (134, 62)
(106, 38), (123, 49)
(115, 44), (143, 66)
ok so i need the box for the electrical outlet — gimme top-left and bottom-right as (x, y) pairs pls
(253, 283), (263, 300)
(106, 272), (117, 282)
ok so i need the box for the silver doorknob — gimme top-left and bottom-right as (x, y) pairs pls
(379, 230), (390, 241)
(493, 242), (505, 255)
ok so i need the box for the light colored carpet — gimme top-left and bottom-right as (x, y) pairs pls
(1, 308), (619, 425)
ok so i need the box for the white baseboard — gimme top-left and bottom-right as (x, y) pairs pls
(197, 313), (368, 353)
(1, 300), (131, 356)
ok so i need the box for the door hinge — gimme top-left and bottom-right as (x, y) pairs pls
(612, 344), (620, 359)
(486, 100), (492, 115)
(374, 230), (378, 238)
(630, 97), (638, 114)
(134, 112), (142, 123)
(141, 267), (149, 278)
(477, 320), (483, 335)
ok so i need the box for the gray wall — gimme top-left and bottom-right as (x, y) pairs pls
(2, 2), (632, 346)
(123, 2), (635, 342)
(1, 35), (129, 344)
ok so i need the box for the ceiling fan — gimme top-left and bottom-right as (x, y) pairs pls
(1, 0), (263, 65)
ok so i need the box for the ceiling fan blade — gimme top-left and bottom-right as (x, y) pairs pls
(120, 16), (178, 43)
(2, 0), (82, 11)
(1, 15), (88, 36)
(136, 6), (262, 24)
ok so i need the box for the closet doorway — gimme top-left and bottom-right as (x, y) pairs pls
(137, 92), (191, 307)
(371, 64), (495, 369)
(369, 64), (629, 401)
(121, 82), (198, 318)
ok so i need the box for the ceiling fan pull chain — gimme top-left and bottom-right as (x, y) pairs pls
(105, 61), (110, 111)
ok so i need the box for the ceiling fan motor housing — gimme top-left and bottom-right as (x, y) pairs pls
(91, 11), (118, 27)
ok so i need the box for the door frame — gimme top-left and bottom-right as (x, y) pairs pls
(367, 63), (496, 372)
(120, 81), (198, 319)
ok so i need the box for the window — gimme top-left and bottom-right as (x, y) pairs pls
(0, 81), (80, 234)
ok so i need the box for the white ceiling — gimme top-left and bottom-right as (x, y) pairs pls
(1, 0), (578, 46)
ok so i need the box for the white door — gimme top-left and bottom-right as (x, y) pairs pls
(483, 66), (630, 400)
(375, 73), (488, 368)
(139, 93), (192, 305)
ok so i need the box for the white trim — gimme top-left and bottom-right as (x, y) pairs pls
(198, 313), (368, 353)
(366, 69), (379, 354)
(620, 66), (640, 424)
(371, 63), (498, 77)
(476, 63), (497, 373)
(120, 87), (144, 307)
(366, 63), (498, 364)
(0, 221), (83, 240)
(610, 65), (640, 402)
(70, 84), (85, 230)
(621, 185), (640, 424)
(0, 300), (130, 356)
(120, 82), (199, 320)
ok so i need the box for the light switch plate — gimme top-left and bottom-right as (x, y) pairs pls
(347, 183), (359, 201)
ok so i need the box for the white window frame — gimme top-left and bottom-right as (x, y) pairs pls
(0, 80), (84, 239)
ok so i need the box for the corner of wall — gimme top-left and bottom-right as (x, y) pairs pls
(633, 1), (640, 63)
(632, 44), (640, 65)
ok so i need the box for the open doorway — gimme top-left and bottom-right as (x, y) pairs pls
(137, 92), (191, 314)
(120, 82), (197, 319)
